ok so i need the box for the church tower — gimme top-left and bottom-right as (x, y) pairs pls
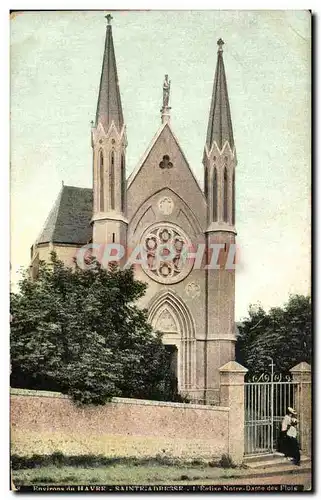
(91, 15), (127, 251)
(203, 39), (237, 401)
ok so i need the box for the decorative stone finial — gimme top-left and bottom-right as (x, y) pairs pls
(105, 14), (113, 25)
(217, 38), (224, 53)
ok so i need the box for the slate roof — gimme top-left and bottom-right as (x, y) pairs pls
(95, 24), (124, 131)
(36, 186), (93, 245)
(206, 42), (234, 151)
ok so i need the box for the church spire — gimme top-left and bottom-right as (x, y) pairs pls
(95, 14), (124, 132)
(91, 14), (128, 250)
(206, 38), (234, 152)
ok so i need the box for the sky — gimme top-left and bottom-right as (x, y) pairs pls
(10, 10), (311, 320)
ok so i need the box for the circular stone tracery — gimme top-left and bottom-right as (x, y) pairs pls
(140, 223), (193, 284)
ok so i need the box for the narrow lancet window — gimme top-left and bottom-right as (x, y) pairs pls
(110, 151), (115, 210)
(204, 166), (208, 199)
(212, 167), (217, 222)
(223, 167), (228, 222)
(99, 150), (104, 212)
(232, 170), (235, 225)
(121, 154), (126, 213)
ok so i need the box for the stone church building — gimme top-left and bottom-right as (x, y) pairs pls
(30, 18), (238, 404)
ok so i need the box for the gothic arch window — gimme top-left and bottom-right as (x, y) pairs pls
(99, 149), (104, 212)
(212, 166), (217, 222)
(223, 167), (228, 222)
(204, 167), (208, 199)
(121, 154), (126, 213)
(110, 151), (115, 210)
(232, 170), (235, 225)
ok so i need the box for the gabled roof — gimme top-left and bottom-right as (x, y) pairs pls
(36, 186), (93, 245)
(95, 22), (124, 132)
(127, 122), (167, 187)
(127, 122), (204, 196)
(206, 39), (234, 152)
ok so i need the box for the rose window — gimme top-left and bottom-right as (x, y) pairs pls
(140, 223), (193, 284)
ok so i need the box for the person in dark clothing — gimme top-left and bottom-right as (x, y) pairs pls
(279, 407), (296, 457)
(286, 418), (301, 466)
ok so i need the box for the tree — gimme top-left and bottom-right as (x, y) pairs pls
(10, 253), (178, 405)
(236, 294), (311, 374)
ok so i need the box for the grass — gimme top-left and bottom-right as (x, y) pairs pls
(12, 464), (241, 486)
(11, 453), (241, 486)
(11, 452), (238, 470)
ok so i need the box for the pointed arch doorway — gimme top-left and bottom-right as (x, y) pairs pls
(148, 291), (196, 394)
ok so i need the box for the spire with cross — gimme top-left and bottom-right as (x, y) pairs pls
(205, 38), (234, 151)
(94, 12), (123, 131)
(92, 15), (127, 245)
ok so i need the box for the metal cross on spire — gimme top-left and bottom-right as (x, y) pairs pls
(217, 38), (224, 52)
(105, 14), (113, 25)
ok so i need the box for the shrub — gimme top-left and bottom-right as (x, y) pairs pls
(218, 454), (236, 468)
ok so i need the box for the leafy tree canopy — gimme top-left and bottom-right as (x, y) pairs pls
(10, 253), (178, 405)
(235, 294), (311, 374)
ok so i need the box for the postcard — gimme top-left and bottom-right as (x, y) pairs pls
(10, 10), (312, 492)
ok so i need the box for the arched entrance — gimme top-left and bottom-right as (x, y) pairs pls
(148, 290), (196, 393)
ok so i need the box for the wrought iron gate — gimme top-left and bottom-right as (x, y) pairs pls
(244, 359), (300, 455)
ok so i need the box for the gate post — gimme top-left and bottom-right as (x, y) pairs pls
(290, 362), (311, 456)
(219, 361), (248, 465)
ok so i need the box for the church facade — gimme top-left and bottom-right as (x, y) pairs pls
(30, 18), (238, 403)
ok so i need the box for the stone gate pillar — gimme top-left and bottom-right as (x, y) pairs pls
(219, 361), (248, 465)
(290, 362), (311, 456)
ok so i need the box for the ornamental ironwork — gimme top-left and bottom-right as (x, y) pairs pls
(246, 372), (292, 383)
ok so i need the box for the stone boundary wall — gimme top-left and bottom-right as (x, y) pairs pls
(10, 389), (230, 460)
